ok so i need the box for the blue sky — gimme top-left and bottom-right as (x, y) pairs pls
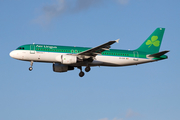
(0, 0), (180, 120)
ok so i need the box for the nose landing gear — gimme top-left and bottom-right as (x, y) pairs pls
(29, 67), (33, 71)
(29, 61), (33, 71)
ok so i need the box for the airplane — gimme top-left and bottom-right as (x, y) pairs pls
(9, 28), (169, 77)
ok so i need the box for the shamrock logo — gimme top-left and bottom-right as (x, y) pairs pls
(146, 36), (160, 48)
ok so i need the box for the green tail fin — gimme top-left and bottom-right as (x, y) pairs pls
(136, 28), (165, 53)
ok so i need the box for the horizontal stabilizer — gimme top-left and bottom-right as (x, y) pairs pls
(148, 50), (169, 57)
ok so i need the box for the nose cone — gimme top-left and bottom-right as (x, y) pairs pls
(9, 50), (16, 58)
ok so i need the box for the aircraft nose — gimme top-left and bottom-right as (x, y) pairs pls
(9, 50), (16, 58)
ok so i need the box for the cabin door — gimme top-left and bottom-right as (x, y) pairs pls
(30, 45), (35, 54)
(133, 51), (139, 61)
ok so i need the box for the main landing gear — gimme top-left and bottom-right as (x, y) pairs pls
(77, 66), (84, 77)
(85, 66), (91, 72)
(29, 61), (33, 71)
(77, 66), (91, 77)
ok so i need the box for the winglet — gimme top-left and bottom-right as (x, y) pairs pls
(115, 39), (120, 43)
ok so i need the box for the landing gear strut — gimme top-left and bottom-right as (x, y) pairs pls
(29, 61), (33, 71)
(77, 66), (85, 77)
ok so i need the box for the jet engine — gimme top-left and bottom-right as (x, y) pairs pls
(53, 63), (74, 72)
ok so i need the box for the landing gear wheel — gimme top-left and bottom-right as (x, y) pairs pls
(85, 66), (91, 72)
(29, 67), (33, 71)
(29, 61), (33, 71)
(79, 71), (85, 77)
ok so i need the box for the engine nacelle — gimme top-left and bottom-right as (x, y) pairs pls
(53, 63), (74, 72)
(61, 55), (77, 64)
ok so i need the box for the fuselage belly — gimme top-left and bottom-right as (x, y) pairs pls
(10, 50), (155, 67)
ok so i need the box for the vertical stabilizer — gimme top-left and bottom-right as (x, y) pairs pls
(136, 28), (165, 53)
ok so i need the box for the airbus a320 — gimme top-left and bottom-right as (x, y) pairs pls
(10, 28), (169, 77)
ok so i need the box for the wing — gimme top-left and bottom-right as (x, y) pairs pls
(78, 39), (120, 56)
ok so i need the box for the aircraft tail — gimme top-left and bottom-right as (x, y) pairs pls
(136, 28), (165, 54)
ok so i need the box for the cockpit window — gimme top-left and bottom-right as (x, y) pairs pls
(16, 47), (25, 50)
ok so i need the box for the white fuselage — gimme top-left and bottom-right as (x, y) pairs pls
(9, 50), (155, 67)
